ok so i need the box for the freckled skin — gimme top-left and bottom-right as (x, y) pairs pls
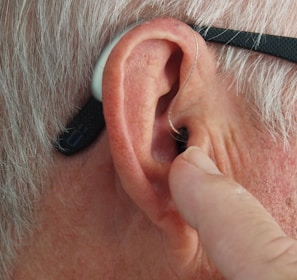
(236, 139), (297, 238)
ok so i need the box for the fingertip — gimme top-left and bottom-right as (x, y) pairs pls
(182, 146), (221, 175)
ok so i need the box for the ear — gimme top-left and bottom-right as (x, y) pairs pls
(102, 18), (218, 238)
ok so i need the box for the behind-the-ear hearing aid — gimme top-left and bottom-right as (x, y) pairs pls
(54, 23), (139, 155)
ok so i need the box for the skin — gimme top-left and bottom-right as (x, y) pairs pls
(13, 18), (297, 279)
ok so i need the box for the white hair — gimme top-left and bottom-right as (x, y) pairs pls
(1, 0), (296, 278)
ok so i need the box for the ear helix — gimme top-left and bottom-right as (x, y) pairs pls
(92, 22), (140, 101)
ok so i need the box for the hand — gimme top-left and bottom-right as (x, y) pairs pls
(169, 146), (297, 280)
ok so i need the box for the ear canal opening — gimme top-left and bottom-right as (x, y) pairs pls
(174, 127), (189, 154)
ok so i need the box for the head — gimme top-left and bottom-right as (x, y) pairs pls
(1, 1), (297, 279)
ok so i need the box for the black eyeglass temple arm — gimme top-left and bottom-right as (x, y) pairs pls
(192, 25), (297, 64)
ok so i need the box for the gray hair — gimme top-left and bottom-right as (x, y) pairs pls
(1, 0), (296, 278)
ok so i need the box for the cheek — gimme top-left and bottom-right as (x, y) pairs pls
(237, 147), (297, 238)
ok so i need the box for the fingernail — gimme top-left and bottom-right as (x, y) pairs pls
(182, 146), (221, 175)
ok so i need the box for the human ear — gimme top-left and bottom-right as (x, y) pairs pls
(100, 18), (218, 239)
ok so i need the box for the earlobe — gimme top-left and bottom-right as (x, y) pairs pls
(100, 18), (216, 236)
